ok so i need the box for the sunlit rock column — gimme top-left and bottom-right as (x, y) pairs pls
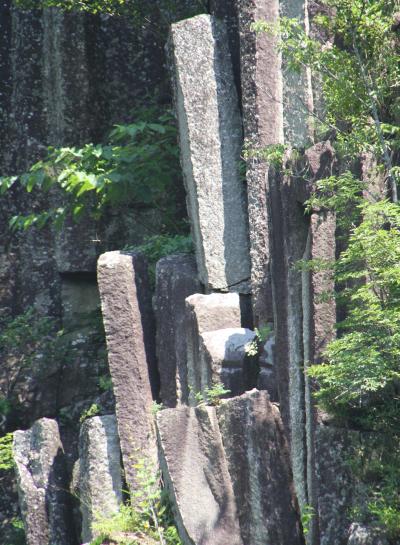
(237, 0), (283, 326)
(77, 415), (122, 544)
(13, 418), (73, 545)
(97, 251), (157, 492)
(169, 14), (251, 293)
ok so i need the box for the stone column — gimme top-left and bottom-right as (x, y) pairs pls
(13, 418), (73, 545)
(97, 251), (157, 492)
(77, 415), (122, 544)
(154, 254), (202, 407)
(237, 0), (283, 325)
(169, 14), (251, 293)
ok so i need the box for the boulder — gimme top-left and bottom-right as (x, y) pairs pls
(154, 254), (202, 406)
(198, 327), (258, 397)
(97, 251), (157, 492)
(217, 390), (304, 545)
(347, 524), (389, 545)
(157, 406), (243, 545)
(77, 415), (122, 543)
(13, 418), (73, 545)
(169, 14), (250, 292)
(185, 293), (241, 403)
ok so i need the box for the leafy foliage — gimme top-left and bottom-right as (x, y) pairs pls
(92, 459), (182, 545)
(0, 106), (185, 234)
(0, 433), (14, 472)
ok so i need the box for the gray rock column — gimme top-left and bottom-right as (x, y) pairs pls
(154, 254), (202, 407)
(238, 0), (283, 325)
(198, 327), (258, 397)
(185, 293), (241, 403)
(77, 415), (122, 544)
(13, 418), (73, 545)
(157, 406), (243, 545)
(97, 251), (157, 492)
(169, 14), (251, 292)
(217, 390), (304, 545)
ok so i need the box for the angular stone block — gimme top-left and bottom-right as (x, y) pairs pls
(77, 415), (122, 543)
(97, 251), (157, 491)
(185, 293), (241, 402)
(13, 418), (72, 545)
(198, 327), (258, 396)
(347, 524), (388, 545)
(169, 14), (250, 292)
(157, 406), (243, 545)
(217, 390), (304, 545)
(154, 254), (202, 407)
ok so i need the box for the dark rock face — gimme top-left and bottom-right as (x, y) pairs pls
(97, 251), (157, 492)
(169, 14), (251, 292)
(13, 418), (74, 545)
(268, 142), (336, 540)
(217, 390), (304, 545)
(157, 405), (243, 545)
(154, 254), (202, 407)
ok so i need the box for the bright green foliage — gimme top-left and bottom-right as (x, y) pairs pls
(254, 0), (400, 191)
(193, 383), (231, 406)
(0, 433), (14, 471)
(92, 459), (182, 545)
(0, 106), (185, 234)
(79, 403), (101, 423)
(308, 201), (400, 432)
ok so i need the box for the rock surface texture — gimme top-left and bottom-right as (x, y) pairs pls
(185, 293), (241, 403)
(238, 0), (283, 325)
(157, 405), (243, 545)
(169, 14), (250, 292)
(198, 327), (258, 396)
(13, 418), (73, 545)
(77, 415), (122, 544)
(154, 254), (202, 406)
(97, 251), (157, 491)
(217, 390), (304, 545)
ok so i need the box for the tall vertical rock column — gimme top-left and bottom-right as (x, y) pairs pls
(169, 14), (251, 293)
(97, 251), (157, 492)
(154, 254), (202, 407)
(237, 0), (283, 325)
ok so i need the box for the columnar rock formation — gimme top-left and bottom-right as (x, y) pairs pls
(97, 251), (157, 492)
(77, 415), (122, 543)
(13, 418), (73, 545)
(169, 14), (251, 293)
(154, 254), (202, 407)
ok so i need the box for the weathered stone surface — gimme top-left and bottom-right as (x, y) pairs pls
(13, 418), (73, 545)
(77, 415), (122, 543)
(97, 251), (157, 491)
(198, 327), (258, 396)
(347, 524), (389, 545)
(217, 390), (304, 545)
(154, 254), (202, 407)
(169, 14), (250, 292)
(238, 0), (283, 325)
(268, 143), (336, 543)
(185, 293), (241, 403)
(157, 406), (243, 545)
